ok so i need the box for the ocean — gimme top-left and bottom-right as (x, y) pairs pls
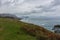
(21, 18), (60, 31)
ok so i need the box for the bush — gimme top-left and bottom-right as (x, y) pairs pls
(21, 22), (60, 40)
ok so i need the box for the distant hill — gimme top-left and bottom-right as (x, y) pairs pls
(0, 14), (21, 20)
(28, 16), (60, 20)
(0, 18), (60, 40)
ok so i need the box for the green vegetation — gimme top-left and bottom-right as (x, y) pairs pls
(0, 18), (36, 40)
(0, 18), (60, 40)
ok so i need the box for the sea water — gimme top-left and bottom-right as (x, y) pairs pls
(21, 18), (60, 31)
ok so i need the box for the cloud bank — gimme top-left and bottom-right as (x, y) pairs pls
(0, 0), (60, 17)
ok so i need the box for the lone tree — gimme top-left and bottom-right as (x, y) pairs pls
(52, 25), (60, 34)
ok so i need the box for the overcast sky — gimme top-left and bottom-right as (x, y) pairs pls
(0, 0), (60, 17)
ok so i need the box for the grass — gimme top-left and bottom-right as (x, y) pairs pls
(0, 18), (36, 40)
(0, 18), (60, 40)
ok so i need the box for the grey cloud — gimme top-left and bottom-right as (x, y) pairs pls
(0, 0), (24, 7)
(52, 0), (60, 6)
(0, 0), (60, 17)
(25, 0), (60, 17)
(31, 0), (60, 13)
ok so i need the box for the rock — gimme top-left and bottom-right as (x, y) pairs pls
(52, 25), (60, 34)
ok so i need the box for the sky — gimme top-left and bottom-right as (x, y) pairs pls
(0, 0), (60, 17)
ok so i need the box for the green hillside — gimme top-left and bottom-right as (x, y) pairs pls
(0, 18), (36, 40)
(0, 18), (60, 40)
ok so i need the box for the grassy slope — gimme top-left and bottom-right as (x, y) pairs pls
(0, 18), (60, 40)
(0, 18), (36, 40)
